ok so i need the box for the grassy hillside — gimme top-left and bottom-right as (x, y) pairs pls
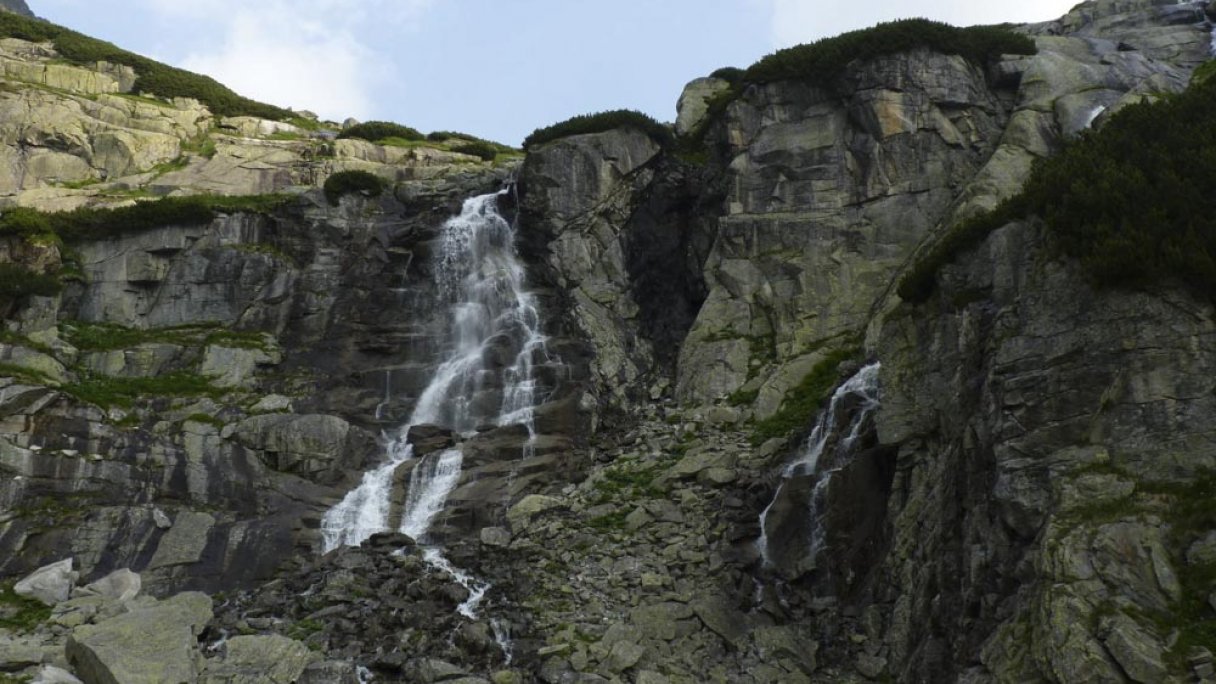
(0, 12), (292, 120)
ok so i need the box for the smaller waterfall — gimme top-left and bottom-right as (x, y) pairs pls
(757, 362), (882, 569)
(400, 449), (464, 541)
(422, 547), (490, 619)
(321, 436), (413, 552)
(1083, 104), (1107, 130)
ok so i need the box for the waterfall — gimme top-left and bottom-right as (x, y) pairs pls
(757, 362), (881, 569)
(320, 190), (552, 555)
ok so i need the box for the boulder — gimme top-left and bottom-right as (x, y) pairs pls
(0, 635), (43, 670)
(15, 559), (78, 606)
(408, 424), (457, 456)
(32, 666), (84, 684)
(675, 76), (732, 136)
(77, 569), (140, 603)
(202, 634), (319, 684)
(506, 495), (565, 532)
(66, 592), (212, 684)
(233, 414), (373, 479)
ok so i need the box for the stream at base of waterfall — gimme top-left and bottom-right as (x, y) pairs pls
(319, 189), (549, 661)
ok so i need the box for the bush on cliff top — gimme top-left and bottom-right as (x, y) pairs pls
(745, 19), (1035, 87)
(899, 69), (1216, 304)
(0, 12), (292, 120)
(337, 121), (425, 144)
(523, 109), (674, 150)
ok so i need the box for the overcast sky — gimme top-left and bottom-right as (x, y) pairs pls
(32, 0), (1079, 145)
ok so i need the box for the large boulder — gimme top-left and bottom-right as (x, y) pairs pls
(15, 559), (78, 606)
(201, 634), (319, 684)
(233, 414), (375, 481)
(66, 592), (212, 684)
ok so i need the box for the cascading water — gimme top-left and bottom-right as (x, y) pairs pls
(321, 190), (553, 565)
(756, 362), (882, 569)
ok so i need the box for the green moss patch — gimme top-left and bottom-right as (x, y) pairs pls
(0, 582), (51, 633)
(750, 348), (860, 444)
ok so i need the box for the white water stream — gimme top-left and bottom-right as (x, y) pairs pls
(756, 362), (881, 568)
(320, 190), (550, 640)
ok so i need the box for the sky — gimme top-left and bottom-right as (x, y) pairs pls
(31, 0), (1079, 146)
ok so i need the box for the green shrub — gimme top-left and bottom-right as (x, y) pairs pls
(751, 348), (860, 444)
(451, 140), (497, 161)
(337, 121), (424, 143)
(426, 130), (479, 142)
(0, 207), (52, 238)
(323, 170), (384, 205)
(63, 371), (219, 409)
(899, 71), (1216, 304)
(0, 263), (61, 299)
(745, 19), (1035, 88)
(0, 13), (291, 120)
(896, 198), (1021, 303)
(47, 195), (290, 242)
(523, 109), (674, 150)
(709, 67), (745, 83)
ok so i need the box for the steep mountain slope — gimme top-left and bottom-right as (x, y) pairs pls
(0, 1), (1215, 683)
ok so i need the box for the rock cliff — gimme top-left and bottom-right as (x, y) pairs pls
(2, 1), (1216, 683)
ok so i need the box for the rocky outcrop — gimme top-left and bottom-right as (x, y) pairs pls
(0, 1), (33, 17)
(0, 37), (510, 211)
(861, 216), (1216, 680)
(519, 131), (716, 406)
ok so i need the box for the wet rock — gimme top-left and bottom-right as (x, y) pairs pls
(408, 424), (458, 456)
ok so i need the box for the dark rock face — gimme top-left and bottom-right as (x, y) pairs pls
(0, 0), (33, 17)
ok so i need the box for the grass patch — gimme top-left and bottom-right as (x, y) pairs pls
(62, 371), (219, 409)
(0, 12), (292, 120)
(0, 362), (56, 386)
(523, 109), (673, 150)
(61, 321), (271, 352)
(0, 582), (51, 633)
(750, 348), (860, 444)
(323, 170), (383, 206)
(727, 388), (759, 407)
(185, 412), (224, 428)
(587, 511), (629, 532)
(591, 465), (664, 505)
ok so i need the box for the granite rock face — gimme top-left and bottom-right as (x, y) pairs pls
(2, 1), (1216, 683)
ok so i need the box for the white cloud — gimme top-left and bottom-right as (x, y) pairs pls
(770, 0), (1079, 49)
(136, 0), (438, 121)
